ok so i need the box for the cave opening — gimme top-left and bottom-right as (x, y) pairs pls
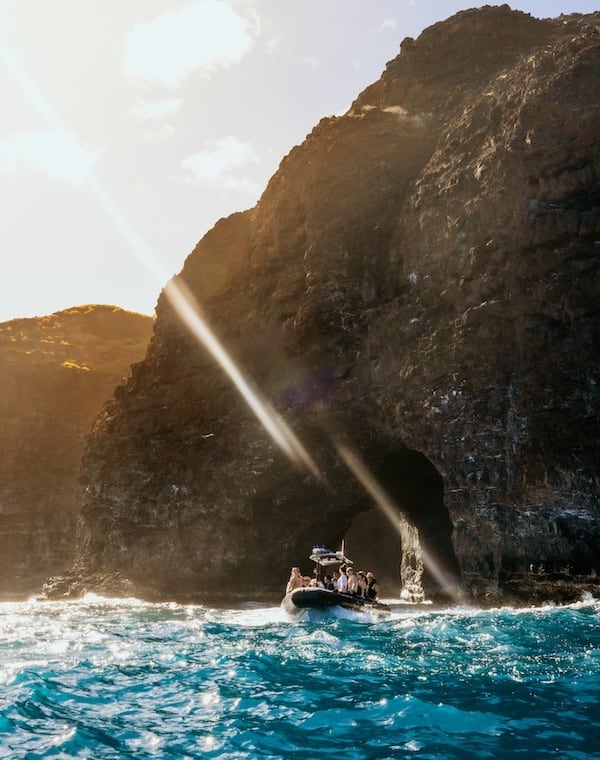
(342, 445), (461, 602)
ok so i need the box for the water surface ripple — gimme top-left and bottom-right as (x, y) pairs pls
(0, 597), (598, 758)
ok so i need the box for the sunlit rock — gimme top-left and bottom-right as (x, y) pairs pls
(0, 306), (153, 598)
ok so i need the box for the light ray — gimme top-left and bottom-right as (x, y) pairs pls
(91, 172), (322, 477)
(164, 278), (322, 478)
(1, 42), (322, 480)
(0, 43), (65, 134)
(335, 441), (460, 601)
(87, 175), (169, 284)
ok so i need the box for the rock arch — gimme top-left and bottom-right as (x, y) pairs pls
(342, 445), (461, 602)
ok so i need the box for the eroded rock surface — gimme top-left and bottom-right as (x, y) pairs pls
(0, 306), (153, 597)
(62, 6), (599, 604)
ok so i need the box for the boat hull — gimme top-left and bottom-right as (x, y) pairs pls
(281, 587), (390, 619)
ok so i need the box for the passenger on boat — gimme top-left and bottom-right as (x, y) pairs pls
(286, 567), (304, 594)
(366, 572), (380, 601)
(312, 569), (325, 588)
(337, 565), (349, 593)
(331, 571), (340, 590)
(347, 567), (359, 595)
(357, 571), (368, 598)
(323, 575), (335, 590)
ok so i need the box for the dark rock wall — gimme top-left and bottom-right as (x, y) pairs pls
(372, 10), (600, 598)
(74, 7), (599, 604)
(0, 306), (153, 597)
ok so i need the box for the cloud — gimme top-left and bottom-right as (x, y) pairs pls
(0, 42), (99, 187)
(0, 129), (100, 188)
(143, 124), (177, 145)
(267, 35), (285, 55)
(129, 98), (182, 144)
(181, 135), (260, 193)
(302, 55), (320, 72)
(123, 1), (257, 88)
(379, 19), (398, 32)
(131, 97), (183, 120)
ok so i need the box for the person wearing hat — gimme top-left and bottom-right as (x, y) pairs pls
(366, 572), (380, 601)
(357, 571), (368, 598)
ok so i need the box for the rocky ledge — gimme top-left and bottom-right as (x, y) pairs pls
(47, 6), (600, 606)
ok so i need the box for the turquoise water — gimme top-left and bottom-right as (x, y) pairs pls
(0, 597), (598, 758)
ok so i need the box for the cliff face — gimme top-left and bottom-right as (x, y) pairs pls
(70, 6), (599, 604)
(0, 306), (153, 597)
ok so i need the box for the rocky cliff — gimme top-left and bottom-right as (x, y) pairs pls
(57, 6), (599, 605)
(0, 306), (153, 597)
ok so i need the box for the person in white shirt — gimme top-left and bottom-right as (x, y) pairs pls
(337, 565), (348, 593)
(347, 567), (360, 595)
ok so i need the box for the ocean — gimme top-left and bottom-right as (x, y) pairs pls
(0, 596), (598, 759)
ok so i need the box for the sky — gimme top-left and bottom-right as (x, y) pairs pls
(0, 0), (597, 323)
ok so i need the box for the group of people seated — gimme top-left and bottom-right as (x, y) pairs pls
(286, 564), (380, 601)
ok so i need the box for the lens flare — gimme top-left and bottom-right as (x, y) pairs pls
(0, 43), (321, 481)
(0, 43), (64, 133)
(91, 155), (322, 480)
(164, 278), (322, 478)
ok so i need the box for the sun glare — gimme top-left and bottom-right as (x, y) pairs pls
(90, 179), (322, 480)
(0, 41), (321, 479)
(164, 278), (322, 480)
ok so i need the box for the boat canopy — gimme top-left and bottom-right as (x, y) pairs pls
(309, 546), (353, 567)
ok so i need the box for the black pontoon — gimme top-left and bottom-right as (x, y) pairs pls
(281, 546), (391, 619)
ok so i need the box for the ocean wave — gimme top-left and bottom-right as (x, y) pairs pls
(1, 598), (598, 757)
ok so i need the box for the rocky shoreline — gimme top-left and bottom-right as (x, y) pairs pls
(29, 570), (599, 610)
